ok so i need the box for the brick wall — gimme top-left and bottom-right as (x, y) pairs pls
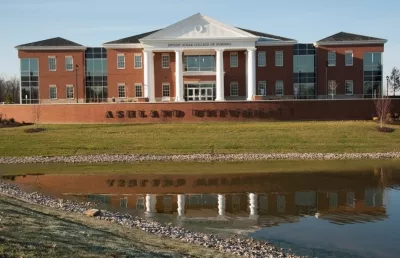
(1, 100), (399, 124)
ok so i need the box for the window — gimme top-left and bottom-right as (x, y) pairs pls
(117, 54), (125, 69)
(329, 192), (338, 208)
(135, 84), (142, 97)
(65, 56), (73, 71)
(363, 52), (382, 97)
(118, 84), (126, 98)
(134, 54), (142, 69)
(275, 81), (284, 96)
(162, 83), (170, 97)
(49, 85), (57, 99)
(20, 58), (39, 104)
(328, 51), (336, 66)
(162, 54), (170, 68)
(257, 81), (266, 96)
(85, 47), (108, 103)
(230, 82), (238, 96)
(328, 80), (337, 95)
(275, 51), (283, 66)
(230, 53), (238, 67)
(66, 85), (74, 99)
(258, 51), (266, 67)
(184, 55), (215, 71)
(345, 51), (353, 66)
(48, 56), (56, 71)
(345, 80), (353, 95)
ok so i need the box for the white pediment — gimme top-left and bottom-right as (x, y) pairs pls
(141, 13), (258, 41)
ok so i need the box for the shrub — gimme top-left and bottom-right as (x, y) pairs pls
(9, 118), (15, 124)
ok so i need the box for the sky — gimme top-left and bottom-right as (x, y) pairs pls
(0, 0), (399, 93)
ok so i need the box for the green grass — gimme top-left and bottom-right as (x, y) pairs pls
(1, 160), (400, 176)
(0, 121), (400, 157)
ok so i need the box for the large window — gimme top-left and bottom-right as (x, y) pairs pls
(20, 58), (39, 104)
(117, 54), (125, 69)
(230, 82), (238, 96)
(230, 53), (238, 67)
(363, 52), (382, 98)
(328, 51), (336, 66)
(66, 85), (74, 99)
(345, 51), (353, 66)
(275, 51), (283, 66)
(135, 84), (142, 97)
(48, 56), (56, 71)
(49, 85), (57, 99)
(184, 55), (215, 72)
(134, 54), (142, 69)
(293, 44), (316, 99)
(257, 81), (266, 96)
(118, 84), (126, 98)
(258, 51), (266, 67)
(85, 48), (108, 102)
(345, 80), (353, 95)
(162, 54), (170, 68)
(275, 81), (284, 96)
(65, 56), (73, 71)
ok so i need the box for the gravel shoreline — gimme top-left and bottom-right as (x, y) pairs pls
(0, 181), (300, 258)
(1, 152), (400, 164)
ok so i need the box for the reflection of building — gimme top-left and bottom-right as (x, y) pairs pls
(9, 170), (392, 230)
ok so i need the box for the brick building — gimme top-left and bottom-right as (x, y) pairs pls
(15, 13), (387, 104)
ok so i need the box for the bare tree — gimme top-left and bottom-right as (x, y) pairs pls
(32, 104), (41, 128)
(328, 81), (339, 99)
(0, 76), (20, 103)
(388, 67), (400, 96)
(374, 97), (392, 128)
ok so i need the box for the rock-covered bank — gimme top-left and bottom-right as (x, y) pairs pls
(0, 181), (300, 258)
(1, 152), (400, 164)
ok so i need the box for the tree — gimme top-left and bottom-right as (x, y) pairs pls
(388, 67), (400, 96)
(374, 97), (392, 128)
(32, 104), (41, 129)
(0, 76), (20, 103)
(328, 81), (339, 99)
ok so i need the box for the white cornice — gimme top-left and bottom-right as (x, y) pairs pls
(256, 40), (297, 46)
(16, 46), (87, 50)
(103, 43), (143, 49)
(314, 40), (387, 46)
(140, 37), (258, 43)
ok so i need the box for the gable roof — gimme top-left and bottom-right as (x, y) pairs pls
(316, 32), (387, 45)
(104, 30), (161, 44)
(16, 37), (85, 50)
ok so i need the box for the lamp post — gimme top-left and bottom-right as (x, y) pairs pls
(386, 76), (389, 97)
(75, 64), (79, 103)
(299, 70), (302, 100)
(325, 61), (329, 99)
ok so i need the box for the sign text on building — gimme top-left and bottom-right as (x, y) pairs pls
(167, 42), (232, 48)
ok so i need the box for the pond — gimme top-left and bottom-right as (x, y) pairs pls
(2, 166), (400, 258)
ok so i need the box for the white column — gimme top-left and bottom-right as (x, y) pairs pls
(175, 50), (184, 102)
(246, 48), (256, 101)
(145, 194), (157, 217)
(143, 50), (155, 102)
(218, 194), (226, 217)
(249, 193), (258, 219)
(215, 49), (225, 101)
(177, 194), (185, 217)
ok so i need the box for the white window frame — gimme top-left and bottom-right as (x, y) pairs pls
(134, 54), (142, 69)
(230, 82), (239, 96)
(257, 81), (266, 96)
(48, 56), (56, 71)
(65, 56), (73, 71)
(258, 51), (266, 67)
(49, 85), (57, 100)
(117, 54), (125, 69)
(345, 51), (353, 66)
(328, 51), (336, 66)
(275, 81), (284, 96)
(162, 83), (170, 97)
(66, 84), (74, 99)
(345, 80), (354, 95)
(328, 80), (337, 95)
(275, 51), (283, 67)
(135, 84), (142, 97)
(118, 84), (126, 98)
(162, 53), (170, 69)
(230, 52), (238, 68)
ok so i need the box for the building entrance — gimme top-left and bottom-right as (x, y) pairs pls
(184, 83), (216, 101)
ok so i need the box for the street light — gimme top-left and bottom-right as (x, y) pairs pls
(75, 64), (79, 103)
(325, 61), (329, 99)
(299, 70), (302, 99)
(386, 76), (389, 97)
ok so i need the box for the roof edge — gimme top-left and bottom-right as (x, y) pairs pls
(314, 39), (387, 46)
(256, 40), (298, 46)
(16, 46), (87, 51)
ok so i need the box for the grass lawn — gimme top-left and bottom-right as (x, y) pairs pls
(0, 121), (399, 157)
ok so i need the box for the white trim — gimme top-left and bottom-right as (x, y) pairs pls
(345, 50), (353, 67)
(275, 51), (283, 67)
(134, 53), (142, 69)
(314, 40), (387, 46)
(134, 83), (143, 97)
(65, 56), (73, 71)
(257, 81), (267, 96)
(66, 84), (74, 99)
(230, 52), (238, 68)
(257, 51), (266, 67)
(161, 53), (170, 69)
(328, 51), (336, 67)
(162, 83), (171, 99)
(117, 54), (125, 69)
(117, 83), (126, 98)
(16, 46), (87, 50)
(49, 85), (57, 100)
(345, 80), (354, 95)
(183, 71), (216, 76)
(48, 56), (56, 71)
(275, 80), (284, 96)
(103, 43), (143, 49)
(230, 81), (239, 96)
(256, 40), (297, 46)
